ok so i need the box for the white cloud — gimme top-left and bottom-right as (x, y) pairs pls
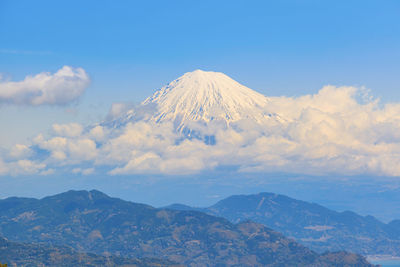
(0, 152), (51, 176)
(40, 168), (55, 176)
(17, 160), (46, 173)
(5, 160), (47, 176)
(72, 167), (94, 175)
(9, 144), (32, 159)
(52, 123), (83, 137)
(0, 66), (90, 106)
(89, 125), (105, 141)
(68, 139), (97, 161)
(106, 102), (135, 121)
(35, 135), (97, 164)
(0, 158), (8, 175)
(4, 84), (400, 177)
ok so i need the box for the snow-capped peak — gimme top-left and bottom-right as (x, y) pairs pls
(142, 70), (271, 129)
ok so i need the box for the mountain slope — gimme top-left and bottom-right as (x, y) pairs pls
(107, 70), (283, 134)
(0, 236), (179, 267)
(143, 70), (271, 127)
(0, 190), (373, 267)
(166, 192), (400, 256)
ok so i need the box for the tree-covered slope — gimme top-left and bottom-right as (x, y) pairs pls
(167, 192), (400, 256)
(0, 190), (374, 266)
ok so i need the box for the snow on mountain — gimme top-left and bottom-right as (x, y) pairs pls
(143, 70), (272, 127)
(105, 70), (283, 134)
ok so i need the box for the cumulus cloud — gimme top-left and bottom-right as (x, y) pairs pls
(72, 167), (94, 175)
(0, 146), (48, 176)
(0, 66), (90, 106)
(106, 102), (135, 121)
(0, 158), (8, 175)
(9, 144), (32, 159)
(89, 125), (106, 141)
(34, 131), (98, 164)
(4, 85), (400, 177)
(14, 160), (46, 175)
(0, 159), (48, 176)
(52, 123), (83, 137)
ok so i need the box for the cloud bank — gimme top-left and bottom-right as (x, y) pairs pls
(0, 66), (90, 106)
(3, 85), (400, 177)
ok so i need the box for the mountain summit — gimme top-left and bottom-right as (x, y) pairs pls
(142, 70), (271, 129)
(110, 70), (282, 135)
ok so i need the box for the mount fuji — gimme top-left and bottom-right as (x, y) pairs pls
(106, 70), (284, 140)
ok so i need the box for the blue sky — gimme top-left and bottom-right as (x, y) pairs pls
(2, 1), (400, 143)
(2, 1), (400, 102)
(1, 1), (400, 217)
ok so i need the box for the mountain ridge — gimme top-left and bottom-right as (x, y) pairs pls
(0, 190), (374, 267)
(165, 191), (400, 257)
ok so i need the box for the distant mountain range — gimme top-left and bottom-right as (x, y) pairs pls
(165, 192), (400, 257)
(0, 190), (374, 266)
